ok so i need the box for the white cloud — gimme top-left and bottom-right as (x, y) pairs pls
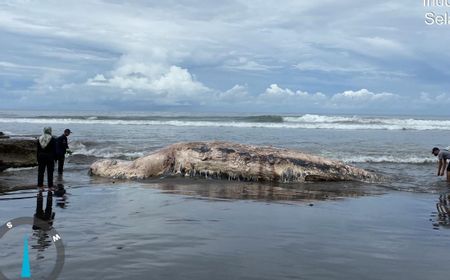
(293, 61), (410, 78)
(219, 84), (251, 102)
(261, 84), (326, 101)
(332, 89), (396, 102)
(0, 61), (70, 73)
(294, 61), (361, 73)
(222, 57), (277, 72)
(88, 74), (107, 84)
(358, 36), (407, 56)
(254, 85), (399, 111)
(329, 89), (398, 110)
(87, 63), (210, 101)
(419, 92), (450, 104)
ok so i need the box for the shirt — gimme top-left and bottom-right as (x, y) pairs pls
(37, 137), (56, 159)
(438, 150), (450, 160)
(55, 135), (69, 156)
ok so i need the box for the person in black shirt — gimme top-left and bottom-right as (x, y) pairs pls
(55, 128), (71, 175)
(37, 127), (56, 189)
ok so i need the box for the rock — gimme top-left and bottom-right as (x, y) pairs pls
(0, 137), (37, 171)
(90, 141), (379, 183)
(0, 132), (9, 139)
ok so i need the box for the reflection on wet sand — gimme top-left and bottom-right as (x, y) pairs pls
(54, 183), (67, 208)
(142, 178), (384, 201)
(32, 190), (55, 252)
(30, 183), (67, 252)
(432, 192), (450, 230)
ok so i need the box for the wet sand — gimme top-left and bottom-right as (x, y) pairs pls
(1, 167), (450, 279)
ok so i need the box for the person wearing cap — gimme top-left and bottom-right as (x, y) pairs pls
(432, 147), (450, 181)
(55, 129), (72, 175)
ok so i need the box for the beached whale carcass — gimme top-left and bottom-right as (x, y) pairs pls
(89, 141), (378, 183)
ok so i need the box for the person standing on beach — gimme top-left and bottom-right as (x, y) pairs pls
(37, 127), (56, 190)
(55, 128), (71, 175)
(432, 147), (450, 181)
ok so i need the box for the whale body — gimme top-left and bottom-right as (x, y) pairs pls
(89, 141), (378, 183)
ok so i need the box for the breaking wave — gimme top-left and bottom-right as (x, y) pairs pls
(340, 155), (435, 164)
(70, 142), (145, 159)
(69, 141), (436, 165)
(1, 114), (450, 130)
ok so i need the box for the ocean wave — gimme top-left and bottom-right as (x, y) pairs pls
(0, 117), (303, 128)
(71, 142), (144, 159)
(240, 115), (284, 123)
(3, 167), (37, 172)
(340, 155), (435, 164)
(71, 142), (436, 165)
(72, 149), (145, 159)
(1, 114), (450, 130)
(29, 114), (284, 123)
(284, 114), (360, 123)
(60, 140), (441, 165)
(71, 149), (435, 165)
(284, 114), (450, 130)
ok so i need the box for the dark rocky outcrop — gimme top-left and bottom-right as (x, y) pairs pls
(0, 132), (9, 139)
(90, 141), (379, 183)
(0, 136), (37, 171)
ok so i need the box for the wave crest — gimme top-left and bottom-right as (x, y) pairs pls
(2, 114), (450, 130)
(341, 155), (435, 164)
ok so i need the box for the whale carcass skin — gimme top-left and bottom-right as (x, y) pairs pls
(89, 141), (378, 183)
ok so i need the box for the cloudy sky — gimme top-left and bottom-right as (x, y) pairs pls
(1, 0), (450, 114)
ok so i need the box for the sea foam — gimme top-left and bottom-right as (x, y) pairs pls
(1, 114), (450, 130)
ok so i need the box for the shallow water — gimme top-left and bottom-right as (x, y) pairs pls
(1, 180), (450, 280)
